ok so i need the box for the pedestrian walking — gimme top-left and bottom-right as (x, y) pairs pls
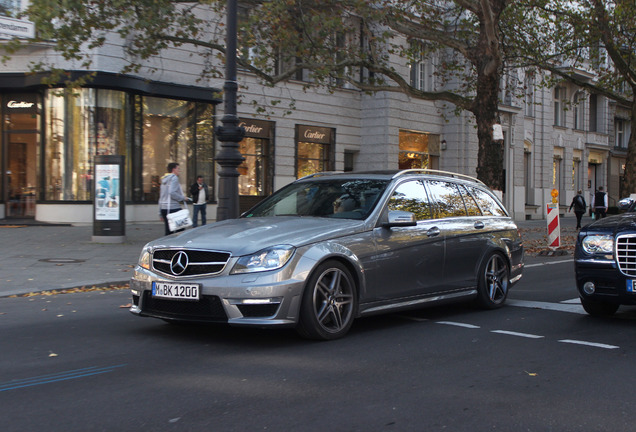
(190, 175), (209, 227)
(159, 162), (189, 235)
(592, 186), (608, 220)
(568, 189), (587, 229)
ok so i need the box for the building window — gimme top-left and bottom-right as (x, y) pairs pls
(296, 125), (334, 178)
(589, 94), (598, 132)
(573, 91), (585, 130)
(344, 151), (356, 172)
(409, 43), (435, 92)
(616, 118), (627, 149)
(554, 87), (566, 127)
(399, 129), (440, 170)
(524, 73), (535, 117)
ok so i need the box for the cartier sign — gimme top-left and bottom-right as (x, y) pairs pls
(239, 118), (272, 139)
(297, 125), (333, 144)
(7, 101), (35, 109)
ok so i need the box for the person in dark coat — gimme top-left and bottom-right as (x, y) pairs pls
(568, 190), (587, 229)
(592, 186), (608, 220)
(190, 175), (209, 227)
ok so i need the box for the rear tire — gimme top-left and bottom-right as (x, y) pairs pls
(580, 297), (619, 316)
(476, 253), (509, 309)
(296, 260), (357, 340)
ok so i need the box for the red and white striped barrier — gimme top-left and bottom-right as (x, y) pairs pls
(546, 203), (560, 248)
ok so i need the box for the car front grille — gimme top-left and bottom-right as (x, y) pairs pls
(152, 248), (231, 277)
(141, 291), (228, 322)
(616, 234), (636, 277)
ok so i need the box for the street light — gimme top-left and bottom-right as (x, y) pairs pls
(215, 0), (245, 221)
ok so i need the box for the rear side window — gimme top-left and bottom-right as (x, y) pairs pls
(459, 185), (482, 216)
(467, 186), (507, 216)
(426, 180), (467, 217)
(388, 180), (433, 221)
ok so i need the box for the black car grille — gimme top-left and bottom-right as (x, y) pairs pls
(141, 291), (228, 322)
(616, 234), (636, 277)
(152, 249), (231, 277)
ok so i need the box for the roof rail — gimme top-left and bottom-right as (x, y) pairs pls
(393, 169), (484, 184)
(297, 171), (343, 180)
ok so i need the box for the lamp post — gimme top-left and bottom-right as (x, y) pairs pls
(214, 0), (245, 221)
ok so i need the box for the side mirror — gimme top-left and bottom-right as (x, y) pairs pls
(618, 198), (635, 212)
(383, 210), (417, 227)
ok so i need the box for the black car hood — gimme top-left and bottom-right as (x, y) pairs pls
(584, 213), (636, 235)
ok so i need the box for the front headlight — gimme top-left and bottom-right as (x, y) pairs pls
(582, 235), (614, 254)
(231, 245), (295, 274)
(138, 247), (151, 270)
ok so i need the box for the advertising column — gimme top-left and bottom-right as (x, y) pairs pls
(93, 155), (125, 243)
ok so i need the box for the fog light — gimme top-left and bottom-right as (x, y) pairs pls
(583, 282), (596, 295)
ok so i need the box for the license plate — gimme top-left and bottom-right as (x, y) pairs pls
(628, 280), (636, 293)
(152, 282), (200, 300)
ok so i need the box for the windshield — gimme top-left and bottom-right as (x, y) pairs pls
(244, 179), (390, 220)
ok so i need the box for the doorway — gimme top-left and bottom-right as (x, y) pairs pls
(3, 93), (40, 219)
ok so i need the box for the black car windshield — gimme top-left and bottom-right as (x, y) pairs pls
(244, 179), (390, 220)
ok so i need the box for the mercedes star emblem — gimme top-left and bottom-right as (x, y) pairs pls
(170, 251), (189, 275)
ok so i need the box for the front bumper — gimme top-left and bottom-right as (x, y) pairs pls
(575, 258), (636, 305)
(130, 265), (306, 327)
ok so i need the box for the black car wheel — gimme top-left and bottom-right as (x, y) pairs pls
(580, 297), (619, 316)
(297, 260), (357, 340)
(476, 253), (509, 309)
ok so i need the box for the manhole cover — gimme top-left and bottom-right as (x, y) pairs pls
(39, 258), (86, 263)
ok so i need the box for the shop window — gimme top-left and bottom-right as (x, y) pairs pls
(296, 125), (334, 178)
(238, 119), (273, 198)
(399, 129), (440, 170)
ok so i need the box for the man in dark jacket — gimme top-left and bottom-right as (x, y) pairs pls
(190, 175), (209, 227)
(569, 190), (587, 229)
(592, 186), (608, 220)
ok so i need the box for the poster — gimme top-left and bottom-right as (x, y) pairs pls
(95, 163), (120, 220)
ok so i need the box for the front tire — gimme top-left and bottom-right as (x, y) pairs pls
(296, 260), (357, 340)
(580, 297), (619, 316)
(476, 253), (509, 309)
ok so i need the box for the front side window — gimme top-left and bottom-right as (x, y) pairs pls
(388, 180), (433, 221)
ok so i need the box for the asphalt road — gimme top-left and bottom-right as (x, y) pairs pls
(2, 259), (635, 432)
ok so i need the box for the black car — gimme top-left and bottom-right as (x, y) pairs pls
(574, 197), (636, 315)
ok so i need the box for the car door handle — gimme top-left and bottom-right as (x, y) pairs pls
(474, 221), (485, 229)
(426, 227), (441, 237)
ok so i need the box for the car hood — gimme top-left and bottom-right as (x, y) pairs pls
(584, 213), (636, 235)
(147, 216), (367, 256)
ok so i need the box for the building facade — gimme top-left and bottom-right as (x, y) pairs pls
(0, 4), (631, 224)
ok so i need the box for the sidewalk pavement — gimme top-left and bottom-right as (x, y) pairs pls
(0, 214), (591, 298)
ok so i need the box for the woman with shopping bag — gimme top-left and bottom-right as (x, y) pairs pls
(158, 162), (192, 235)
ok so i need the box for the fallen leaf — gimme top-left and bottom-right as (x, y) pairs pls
(524, 371), (538, 376)
(49, 353), (58, 357)
(120, 303), (132, 308)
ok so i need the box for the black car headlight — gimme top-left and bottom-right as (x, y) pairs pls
(581, 235), (614, 255)
(231, 245), (295, 274)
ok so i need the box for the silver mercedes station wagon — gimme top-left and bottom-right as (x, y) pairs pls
(130, 170), (524, 340)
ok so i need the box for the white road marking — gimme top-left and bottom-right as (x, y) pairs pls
(559, 339), (620, 350)
(561, 298), (581, 304)
(508, 299), (586, 314)
(491, 330), (544, 339)
(525, 259), (573, 268)
(436, 321), (480, 329)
